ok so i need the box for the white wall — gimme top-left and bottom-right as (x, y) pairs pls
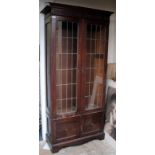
(108, 13), (116, 63)
(39, 13), (47, 140)
(39, 0), (116, 141)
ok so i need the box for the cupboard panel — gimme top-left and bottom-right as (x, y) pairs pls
(55, 116), (80, 142)
(82, 112), (103, 136)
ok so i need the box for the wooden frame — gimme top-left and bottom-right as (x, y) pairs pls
(42, 3), (113, 153)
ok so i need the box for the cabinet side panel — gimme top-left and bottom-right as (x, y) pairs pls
(50, 16), (57, 119)
(45, 20), (52, 114)
(45, 18), (52, 141)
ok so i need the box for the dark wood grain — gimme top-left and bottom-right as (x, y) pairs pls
(43, 3), (112, 153)
(78, 19), (86, 113)
(46, 131), (104, 153)
(41, 3), (112, 20)
(51, 16), (57, 119)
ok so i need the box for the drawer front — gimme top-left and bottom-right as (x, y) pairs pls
(54, 116), (80, 143)
(82, 112), (104, 136)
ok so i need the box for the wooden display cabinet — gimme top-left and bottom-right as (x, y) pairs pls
(41, 3), (112, 153)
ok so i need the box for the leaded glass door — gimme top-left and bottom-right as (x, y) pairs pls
(55, 17), (79, 115)
(83, 22), (107, 111)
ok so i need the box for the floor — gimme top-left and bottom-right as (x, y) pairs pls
(39, 132), (116, 155)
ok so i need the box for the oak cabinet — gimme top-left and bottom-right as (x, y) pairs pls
(41, 3), (112, 153)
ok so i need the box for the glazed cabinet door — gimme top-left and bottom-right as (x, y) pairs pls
(82, 21), (107, 111)
(80, 21), (108, 136)
(53, 16), (80, 117)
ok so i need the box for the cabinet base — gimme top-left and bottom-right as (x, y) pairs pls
(46, 132), (105, 153)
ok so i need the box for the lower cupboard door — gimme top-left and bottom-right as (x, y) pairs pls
(81, 112), (104, 136)
(54, 116), (80, 143)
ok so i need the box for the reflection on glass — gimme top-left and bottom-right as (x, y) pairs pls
(56, 20), (78, 114)
(85, 24), (105, 110)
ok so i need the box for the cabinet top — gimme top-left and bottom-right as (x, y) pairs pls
(41, 3), (113, 20)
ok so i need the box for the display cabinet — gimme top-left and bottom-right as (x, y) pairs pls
(41, 3), (112, 153)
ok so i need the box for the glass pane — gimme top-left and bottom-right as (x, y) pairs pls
(85, 24), (105, 110)
(56, 20), (78, 115)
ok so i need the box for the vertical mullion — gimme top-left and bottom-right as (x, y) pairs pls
(75, 23), (77, 112)
(96, 25), (99, 108)
(95, 25), (97, 64)
(76, 22), (78, 112)
(89, 24), (92, 99)
(78, 19), (86, 112)
(60, 22), (63, 113)
(71, 22), (73, 112)
(61, 57), (62, 112)
(96, 25), (100, 108)
(98, 25), (102, 107)
(95, 25), (97, 107)
(66, 21), (68, 113)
